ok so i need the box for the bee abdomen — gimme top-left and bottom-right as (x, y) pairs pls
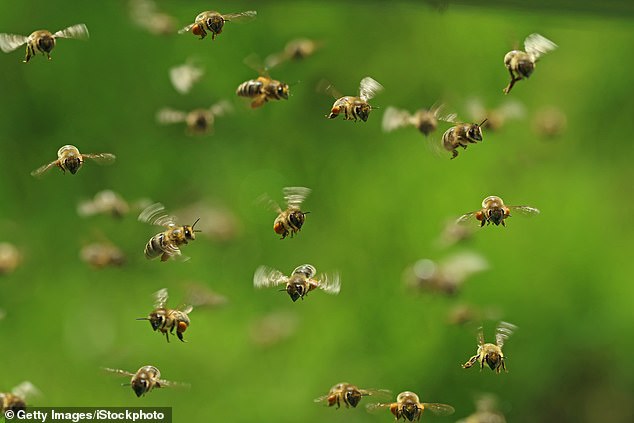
(236, 80), (263, 98)
(144, 234), (165, 259)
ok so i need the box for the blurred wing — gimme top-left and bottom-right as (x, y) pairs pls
(317, 272), (341, 295)
(361, 389), (392, 400)
(359, 77), (383, 102)
(496, 321), (517, 348)
(316, 79), (341, 99)
(138, 203), (177, 227)
(82, 153), (116, 165)
(209, 100), (233, 117)
(382, 106), (413, 132)
(0, 33), (27, 52)
(456, 211), (480, 225)
(157, 378), (190, 389)
(177, 304), (194, 314)
(477, 325), (485, 346)
(256, 193), (282, 213)
(313, 394), (330, 404)
(437, 111), (458, 123)
(53, 24), (89, 40)
(156, 108), (187, 125)
(524, 33), (557, 61)
(224, 10), (257, 23)
(264, 51), (288, 70)
(11, 381), (41, 400)
(253, 266), (288, 289)
(507, 205), (540, 216)
(30, 161), (58, 178)
(283, 186), (311, 209)
(178, 23), (196, 35)
(169, 62), (204, 95)
(153, 288), (169, 308)
(243, 53), (267, 75)
(422, 403), (455, 416)
(103, 367), (135, 378)
(366, 402), (392, 414)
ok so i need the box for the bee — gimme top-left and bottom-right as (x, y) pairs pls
(264, 38), (322, 68)
(503, 33), (557, 94)
(465, 98), (525, 132)
(367, 391), (455, 421)
(178, 10), (256, 41)
(31, 145), (116, 177)
(236, 55), (289, 109)
(0, 382), (40, 413)
(323, 77), (383, 122)
(440, 116), (487, 159)
(168, 60), (204, 95)
(156, 101), (232, 135)
(137, 288), (193, 342)
(0, 24), (88, 63)
(260, 186), (310, 239)
(129, 0), (177, 36)
(138, 203), (201, 262)
(0, 243), (21, 275)
(80, 242), (126, 269)
(457, 196), (540, 227)
(405, 252), (489, 296)
(447, 304), (501, 327)
(457, 394), (507, 423)
(382, 104), (455, 137)
(254, 264), (340, 302)
(77, 190), (129, 219)
(250, 311), (298, 348)
(104, 365), (186, 397)
(532, 106), (567, 139)
(462, 321), (517, 373)
(315, 383), (390, 409)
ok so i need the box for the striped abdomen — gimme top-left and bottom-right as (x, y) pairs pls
(236, 79), (264, 98)
(144, 233), (167, 259)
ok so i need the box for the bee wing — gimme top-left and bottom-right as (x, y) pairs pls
(524, 33), (557, 61)
(422, 403), (456, 416)
(243, 53), (268, 76)
(176, 304), (194, 314)
(476, 325), (485, 346)
(264, 51), (289, 70)
(138, 203), (177, 228)
(11, 381), (41, 400)
(82, 153), (116, 165)
(358, 77), (383, 102)
(30, 160), (58, 178)
(316, 272), (341, 295)
(495, 321), (517, 349)
(438, 111), (458, 123)
(253, 266), (288, 289)
(223, 10), (257, 23)
(157, 378), (190, 389)
(156, 108), (187, 125)
(0, 33), (28, 52)
(316, 79), (342, 99)
(313, 394), (330, 404)
(169, 62), (204, 95)
(366, 402), (393, 414)
(456, 211), (480, 225)
(209, 100), (233, 117)
(507, 205), (540, 216)
(283, 186), (311, 209)
(178, 22), (197, 35)
(103, 367), (136, 378)
(153, 288), (169, 308)
(256, 193), (283, 214)
(360, 389), (392, 400)
(382, 107), (414, 133)
(53, 24), (90, 40)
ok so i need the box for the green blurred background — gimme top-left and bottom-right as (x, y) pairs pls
(1, 1), (633, 422)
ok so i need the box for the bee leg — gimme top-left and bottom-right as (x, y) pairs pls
(462, 355), (479, 368)
(177, 331), (186, 342)
(450, 149), (458, 159)
(164, 332), (170, 343)
(23, 45), (33, 63)
(160, 252), (170, 262)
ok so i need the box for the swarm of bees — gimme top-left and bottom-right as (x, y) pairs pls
(254, 264), (340, 302)
(104, 365), (187, 397)
(31, 145), (116, 177)
(0, 382), (39, 413)
(322, 77), (383, 122)
(157, 101), (232, 135)
(137, 288), (193, 342)
(462, 322), (517, 373)
(367, 391), (455, 421)
(457, 196), (540, 227)
(179, 10), (257, 41)
(315, 383), (390, 409)
(503, 33), (557, 94)
(0, 24), (88, 62)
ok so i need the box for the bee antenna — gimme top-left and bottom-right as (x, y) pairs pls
(277, 288), (286, 292)
(479, 118), (488, 126)
(136, 317), (148, 321)
(191, 218), (201, 230)
(303, 211), (311, 215)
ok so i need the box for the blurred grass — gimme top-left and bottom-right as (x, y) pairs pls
(0, 1), (633, 422)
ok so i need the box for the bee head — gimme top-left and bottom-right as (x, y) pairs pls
(37, 35), (55, 53)
(192, 113), (210, 131)
(131, 378), (149, 397)
(277, 83), (290, 100)
(467, 121), (485, 141)
(487, 208), (505, 226)
(288, 211), (307, 229)
(142, 312), (164, 331)
(286, 283), (305, 302)
(64, 156), (82, 174)
(184, 218), (202, 240)
(517, 59), (535, 79)
(6, 398), (26, 412)
(355, 103), (372, 122)
(206, 15), (225, 34)
(345, 389), (362, 408)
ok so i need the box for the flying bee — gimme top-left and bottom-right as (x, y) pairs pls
(138, 203), (201, 262)
(462, 321), (517, 373)
(169, 60), (204, 94)
(77, 190), (129, 219)
(129, 0), (177, 36)
(259, 186), (311, 239)
(447, 304), (501, 327)
(31, 145), (116, 177)
(80, 242), (126, 269)
(532, 106), (567, 139)
(178, 10), (256, 41)
(440, 116), (487, 159)
(254, 264), (340, 302)
(367, 391), (455, 421)
(0, 243), (21, 275)
(382, 104), (455, 137)
(264, 38), (322, 68)
(315, 383), (390, 409)
(0, 382), (40, 413)
(137, 288), (193, 342)
(457, 394), (507, 423)
(157, 101), (232, 135)
(457, 196), (540, 227)
(104, 365), (187, 397)
(0, 24), (89, 63)
(503, 33), (557, 94)
(322, 77), (383, 122)
(236, 55), (289, 109)
(465, 98), (525, 132)
(404, 252), (489, 296)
